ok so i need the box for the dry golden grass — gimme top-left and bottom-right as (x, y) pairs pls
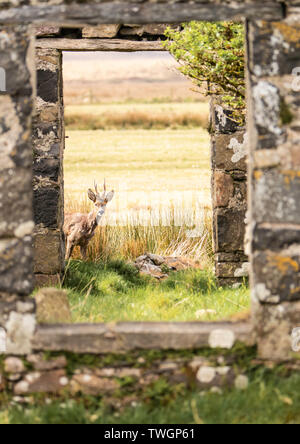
(65, 102), (209, 130)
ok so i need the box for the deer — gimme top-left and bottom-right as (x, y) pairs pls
(63, 180), (114, 261)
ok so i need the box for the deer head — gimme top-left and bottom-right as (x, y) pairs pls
(88, 179), (114, 225)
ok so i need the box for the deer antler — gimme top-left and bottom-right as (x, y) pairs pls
(94, 180), (98, 195)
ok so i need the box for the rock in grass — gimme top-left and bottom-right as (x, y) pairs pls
(134, 253), (202, 280)
(35, 288), (72, 324)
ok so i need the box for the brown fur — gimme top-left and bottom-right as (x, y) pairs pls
(63, 181), (114, 261)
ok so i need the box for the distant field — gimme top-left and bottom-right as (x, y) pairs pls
(65, 102), (209, 130)
(64, 127), (211, 216)
(63, 51), (205, 105)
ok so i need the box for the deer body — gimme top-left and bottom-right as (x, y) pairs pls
(64, 181), (114, 261)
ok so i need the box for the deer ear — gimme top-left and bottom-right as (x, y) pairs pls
(88, 189), (96, 202)
(106, 190), (115, 202)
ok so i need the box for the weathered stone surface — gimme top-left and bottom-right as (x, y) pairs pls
(252, 299), (300, 360)
(37, 70), (59, 104)
(214, 171), (234, 208)
(196, 365), (236, 389)
(71, 374), (119, 396)
(120, 24), (169, 36)
(4, 357), (25, 374)
(34, 232), (63, 275)
(253, 226), (300, 251)
(32, 322), (253, 353)
(5, 311), (36, 355)
(33, 158), (60, 182)
(212, 132), (248, 172)
(35, 288), (72, 324)
(0, 238), (34, 295)
(253, 248), (300, 303)
(0, 169), (33, 239)
(82, 24), (121, 38)
(214, 208), (246, 253)
(33, 187), (61, 228)
(253, 170), (300, 224)
(216, 262), (249, 279)
(216, 252), (248, 263)
(35, 26), (60, 37)
(35, 274), (61, 288)
(0, 2), (283, 25)
(27, 354), (67, 371)
(14, 370), (67, 395)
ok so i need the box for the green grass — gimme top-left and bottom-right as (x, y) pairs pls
(64, 260), (250, 323)
(3, 370), (300, 424)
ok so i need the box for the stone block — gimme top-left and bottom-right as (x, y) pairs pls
(212, 132), (247, 172)
(35, 288), (71, 324)
(120, 24), (169, 36)
(82, 25), (121, 38)
(34, 232), (63, 275)
(213, 171), (234, 208)
(253, 247), (300, 303)
(37, 69), (59, 104)
(216, 262), (248, 279)
(0, 238), (33, 295)
(70, 374), (119, 396)
(33, 187), (61, 228)
(214, 208), (246, 253)
(32, 123), (61, 159)
(253, 170), (300, 224)
(33, 157), (61, 182)
(253, 226), (300, 251)
(35, 274), (61, 288)
(14, 370), (68, 395)
(211, 104), (241, 134)
(34, 26), (60, 37)
(0, 26), (33, 96)
(253, 299), (300, 360)
(0, 168), (33, 238)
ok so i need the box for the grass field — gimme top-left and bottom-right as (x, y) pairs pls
(64, 260), (249, 323)
(3, 369), (300, 424)
(65, 102), (209, 130)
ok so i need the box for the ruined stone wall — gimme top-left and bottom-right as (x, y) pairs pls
(211, 102), (248, 286)
(33, 49), (65, 287)
(0, 347), (254, 398)
(0, 25), (36, 354)
(247, 17), (300, 360)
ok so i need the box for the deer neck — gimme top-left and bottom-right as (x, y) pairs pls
(89, 206), (106, 227)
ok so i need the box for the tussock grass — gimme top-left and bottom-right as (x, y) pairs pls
(64, 260), (249, 323)
(65, 103), (209, 130)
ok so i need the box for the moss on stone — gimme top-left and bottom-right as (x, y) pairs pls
(280, 99), (293, 125)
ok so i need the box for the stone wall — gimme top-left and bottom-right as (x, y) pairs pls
(0, 346), (254, 398)
(247, 18), (300, 360)
(0, 25), (36, 354)
(1, 0), (300, 375)
(33, 49), (65, 287)
(211, 102), (248, 286)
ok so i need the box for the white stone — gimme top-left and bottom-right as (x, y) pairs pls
(209, 329), (235, 349)
(14, 221), (34, 239)
(59, 377), (69, 387)
(6, 312), (36, 355)
(196, 366), (216, 384)
(14, 380), (29, 395)
(216, 366), (231, 376)
(4, 357), (25, 373)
